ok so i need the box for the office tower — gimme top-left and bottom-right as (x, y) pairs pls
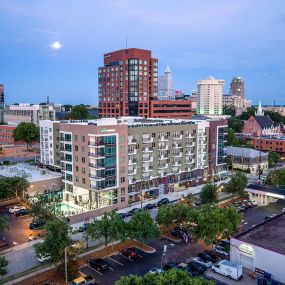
(0, 84), (4, 104)
(98, 48), (158, 118)
(158, 65), (174, 100)
(197, 76), (224, 115)
(230, 77), (245, 99)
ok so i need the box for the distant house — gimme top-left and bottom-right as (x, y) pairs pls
(225, 146), (268, 174)
(243, 101), (280, 136)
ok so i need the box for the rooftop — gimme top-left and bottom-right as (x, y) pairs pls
(234, 211), (285, 255)
(247, 184), (285, 196)
(225, 146), (268, 159)
(0, 163), (62, 182)
(254, 115), (274, 128)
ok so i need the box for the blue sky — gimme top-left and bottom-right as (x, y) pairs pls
(0, 0), (285, 105)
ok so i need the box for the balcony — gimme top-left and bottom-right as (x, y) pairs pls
(158, 145), (168, 151)
(89, 152), (105, 159)
(158, 136), (168, 142)
(173, 161), (182, 167)
(89, 142), (104, 148)
(173, 152), (182, 158)
(128, 149), (137, 155)
(128, 138), (136, 145)
(143, 147), (153, 153)
(128, 169), (136, 175)
(90, 174), (105, 181)
(173, 135), (182, 140)
(158, 164), (168, 169)
(89, 163), (105, 170)
(128, 159), (136, 165)
(142, 155), (153, 162)
(159, 155), (168, 160)
(143, 137), (154, 144)
(172, 143), (183, 149)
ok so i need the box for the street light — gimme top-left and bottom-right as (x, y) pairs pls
(160, 245), (167, 270)
(64, 244), (77, 284)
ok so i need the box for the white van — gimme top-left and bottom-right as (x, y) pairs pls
(211, 260), (242, 280)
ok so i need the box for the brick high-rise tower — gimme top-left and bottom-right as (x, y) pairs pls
(98, 48), (158, 118)
(0, 84), (4, 104)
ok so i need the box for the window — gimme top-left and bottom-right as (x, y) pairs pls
(65, 154), (72, 162)
(82, 178), (86, 184)
(121, 187), (125, 195)
(121, 197), (125, 202)
(120, 156), (125, 163)
(75, 155), (78, 162)
(120, 135), (125, 142)
(75, 145), (78, 151)
(120, 177), (125, 183)
(75, 166), (79, 172)
(120, 167), (125, 173)
(82, 157), (85, 163)
(81, 136), (85, 142)
(81, 146), (85, 153)
(82, 167), (86, 174)
(75, 135), (78, 142)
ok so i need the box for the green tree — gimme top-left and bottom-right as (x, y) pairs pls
(0, 215), (9, 236)
(268, 151), (280, 169)
(0, 256), (8, 278)
(265, 169), (285, 188)
(223, 106), (235, 117)
(70, 105), (89, 120)
(239, 107), (256, 121)
(116, 269), (214, 285)
(200, 183), (218, 204)
(13, 122), (39, 150)
(128, 210), (159, 242)
(34, 219), (72, 262)
(180, 193), (196, 207)
(228, 117), (243, 133)
(187, 205), (241, 245)
(0, 177), (29, 199)
(225, 171), (248, 199)
(29, 194), (63, 222)
(87, 210), (127, 247)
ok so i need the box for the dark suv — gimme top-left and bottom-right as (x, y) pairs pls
(87, 258), (109, 271)
(15, 208), (29, 217)
(157, 198), (170, 207)
(29, 220), (46, 230)
(198, 252), (218, 263)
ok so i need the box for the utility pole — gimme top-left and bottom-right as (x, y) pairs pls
(258, 134), (262, 181)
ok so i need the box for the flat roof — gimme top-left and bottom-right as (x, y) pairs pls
(234, 211), (285, 255)
(225, 146), (267, 159)
(0, 163), (61, 182)
(247, 184), (285, 197)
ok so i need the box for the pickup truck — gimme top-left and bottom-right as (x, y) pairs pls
(69, 275), (96, 285)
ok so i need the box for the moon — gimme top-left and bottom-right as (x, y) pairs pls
(51, 41), (62, 50)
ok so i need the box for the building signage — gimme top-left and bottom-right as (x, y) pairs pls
(239, 243), (253, 255)
(101, 128), (107, 134)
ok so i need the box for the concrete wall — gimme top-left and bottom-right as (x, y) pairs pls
(231, 238), (285, 283)
(28, 176), (63, 196)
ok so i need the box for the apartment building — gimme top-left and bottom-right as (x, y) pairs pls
(39, 120), (61, 169)
(40, 116), (227, 216)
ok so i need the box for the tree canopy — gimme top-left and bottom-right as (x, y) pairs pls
(0, 256), (8, 278)
(200, 183), (218, 204)
(268, 151), (280, 169)
(34, 219), (73, 262)
(0, 215), (9, 236)
(70, 105), (90, 120)
(127, 210), (160, 242)
(87, 210), (127, 247)
(116, 269), (214, 285)
(13, 122), (39, 149)
(224, 171), (248, 199)
(265, 169), (285, 188)
(0, 177), (29, 199)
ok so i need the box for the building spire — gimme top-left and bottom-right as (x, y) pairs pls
(256, 100), (264, 116)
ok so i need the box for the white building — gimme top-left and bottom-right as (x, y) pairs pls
(39, 120), (61, 169)
(197, 76), (224, 115)
(157, 65), (174, 100)
(4, 104), (56, 125)
(231, 212), (285, 284)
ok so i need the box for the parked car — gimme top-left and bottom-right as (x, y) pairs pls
(78, 223), (90, 232)
(264, 214), (276, 220)
(163, 262), (178, 271)
(69, 275), (96, 285)
(121, 248), (137, 259)
(213, 245), (229, 257)
(193, 257), (212, 268)
(203, 250), (219, 262)
(170, 226), (188, 239)
(29, 220), (46, 230)
(143, 203), (156, 210)
(118, 212), (130, 219)
(212, 260), (243, 280)
(9, 205), (26, 214)
(157, 198), (170, 207)
(87, 258), (109, 271)
(29, 232), (45, 241)
(148, 268), (164, 274)
(37, 253), (51, 263)
(15, 208), (29, 217)
(187, 261), (207, 273)
(198, 252), (218, 263)
(128, 208), (141, 216)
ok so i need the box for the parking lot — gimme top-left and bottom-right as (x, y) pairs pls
(0, 202), (44, 247)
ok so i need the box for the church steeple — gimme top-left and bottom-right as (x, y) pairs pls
(256, 100), (264, 116)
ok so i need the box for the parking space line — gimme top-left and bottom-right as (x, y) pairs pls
(120, 254), (134, 262)
(108, 266), (114, 271)
(107, 257), (124, 266)
(85, 265), (103, 276)
(22, 218), (32, 221)
(137, 254), (143, 258)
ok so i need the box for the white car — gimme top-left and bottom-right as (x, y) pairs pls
(8, 205), (26, 214)
(148, 268), (164, 274)
(213, 245), (229, 257)
(37, 254), (51, 263)
(249, 200), (258, 206)
(193, 257), (213, 268)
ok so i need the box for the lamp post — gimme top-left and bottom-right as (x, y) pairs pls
(64, 244), (76, 284)
(160, 245), (167, 270)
